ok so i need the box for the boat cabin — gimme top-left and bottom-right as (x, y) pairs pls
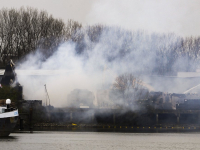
(0, 106), (6, 114)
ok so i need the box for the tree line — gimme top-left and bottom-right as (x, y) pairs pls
(0, 7), (81, 65)
(1, 7), (200, 75)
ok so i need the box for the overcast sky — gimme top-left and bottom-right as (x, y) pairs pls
(1, 0), (200, 37)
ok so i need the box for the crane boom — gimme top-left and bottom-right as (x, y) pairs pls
(44, 84), (51, 106)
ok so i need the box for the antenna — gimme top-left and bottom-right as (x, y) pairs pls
(44, 84), (51, 106)
(44, 84), (47, 106)
(183, 83), (200, 94)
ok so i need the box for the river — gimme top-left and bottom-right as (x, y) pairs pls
(1, 131), (200, 150)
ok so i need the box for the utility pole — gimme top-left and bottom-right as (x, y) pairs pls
(44, 84), (51, 106)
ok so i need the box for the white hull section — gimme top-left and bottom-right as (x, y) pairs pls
(0, 110), (18, 118)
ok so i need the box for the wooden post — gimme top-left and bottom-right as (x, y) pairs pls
(156, 114), (158, 124)
(29, 108), (33, 133)
(177, 113), (180, 124)
(19, 117), (24, 131)
(70, 112), (73, 122)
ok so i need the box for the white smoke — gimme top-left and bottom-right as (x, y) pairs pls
(87, 0), (200, 37)
(15, 28), (153, 107)
(15, 27), (195, 108)
(15, 26), (200, 110)
(16, 42), (110, 107)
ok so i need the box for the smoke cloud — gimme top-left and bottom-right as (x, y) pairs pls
(87, 0), (200, 37)
(15, 26), (200, 108)
(16, 42), (107, 107)
(15, 29), (154, 107)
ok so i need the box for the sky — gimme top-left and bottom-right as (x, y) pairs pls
(1, 0), (200, 37)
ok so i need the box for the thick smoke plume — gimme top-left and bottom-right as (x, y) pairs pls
(15, 28), (151, 107)
(16, 42), (106, 107)
(16, 26), (200, 107)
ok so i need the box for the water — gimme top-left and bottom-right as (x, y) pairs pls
(1, 131), (200, 150)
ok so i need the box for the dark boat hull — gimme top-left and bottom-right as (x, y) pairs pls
(0, 116), (18, 136)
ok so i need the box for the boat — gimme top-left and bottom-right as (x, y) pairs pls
(0, 99), (18, 136)
(0, 60), (21, 136)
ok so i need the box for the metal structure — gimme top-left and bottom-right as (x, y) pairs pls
(44, 84), (51, 106)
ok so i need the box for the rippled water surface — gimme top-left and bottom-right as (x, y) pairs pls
(1, 131), (200, 150)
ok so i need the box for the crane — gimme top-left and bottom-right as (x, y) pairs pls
(44, 84), (51, 106)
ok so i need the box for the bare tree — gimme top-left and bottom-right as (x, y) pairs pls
(0, 7), (79, 65)
(113, 73), (143, 105)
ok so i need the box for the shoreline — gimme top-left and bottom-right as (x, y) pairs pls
(13, 123), (200, 133)
(33, 122), (200, 129)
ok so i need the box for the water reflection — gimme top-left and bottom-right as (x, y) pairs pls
(0, 136), (18, 141)
(2, 130), (200, 150)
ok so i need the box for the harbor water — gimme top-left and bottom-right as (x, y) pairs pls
(1, 131), (200, 150)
